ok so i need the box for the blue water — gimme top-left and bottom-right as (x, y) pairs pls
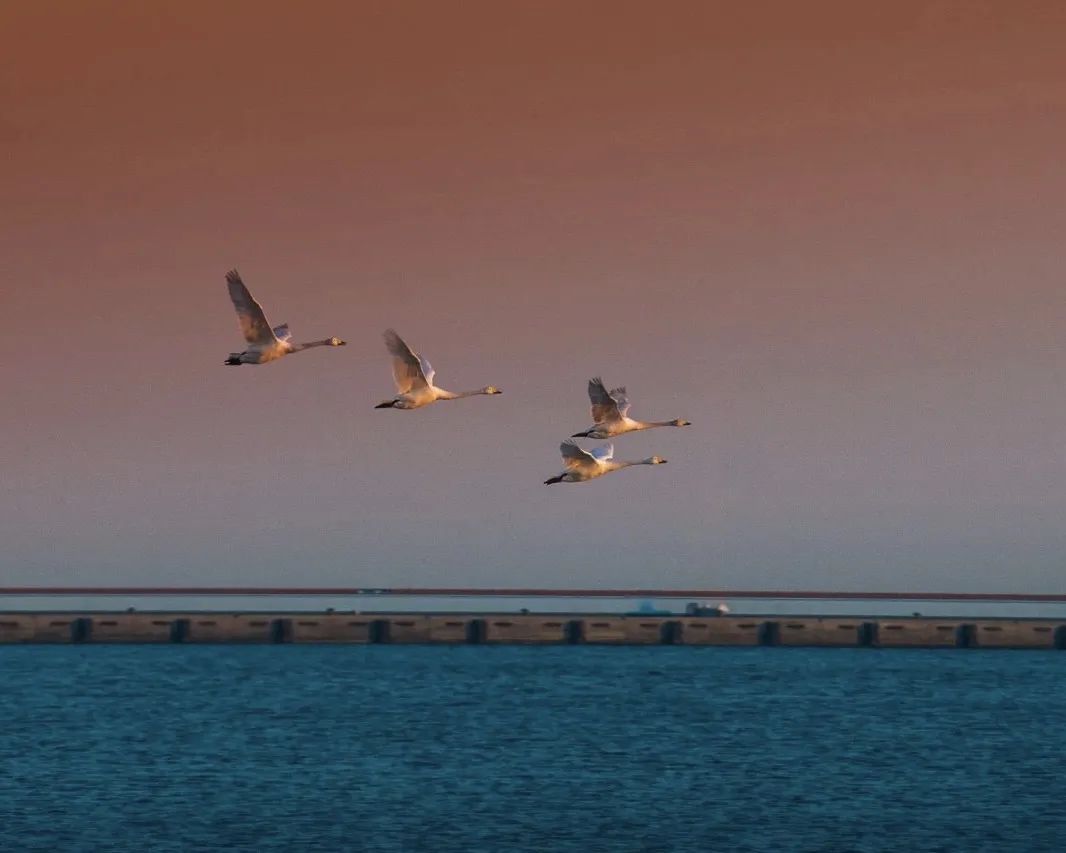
(0, 647), (1063, 852)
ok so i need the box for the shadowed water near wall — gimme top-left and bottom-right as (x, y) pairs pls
(1, 614), (1066, 649)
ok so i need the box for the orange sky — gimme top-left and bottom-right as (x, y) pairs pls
(3, 1), (1066, 590)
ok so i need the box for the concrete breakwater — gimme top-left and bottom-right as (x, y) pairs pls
(1, 613), (1066, 648)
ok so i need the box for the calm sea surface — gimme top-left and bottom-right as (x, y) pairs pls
(0, 646), (1063, 852)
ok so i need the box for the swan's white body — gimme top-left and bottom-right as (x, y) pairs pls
(544, 440), (667, 484)
(223, 270), (346, 365)
(573, 377), (691, 439)
(376, 329), (502, 409)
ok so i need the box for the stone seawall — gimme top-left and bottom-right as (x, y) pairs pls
(2, 614), (1065, 648)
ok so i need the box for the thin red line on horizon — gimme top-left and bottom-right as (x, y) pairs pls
(0, 587), (1065, 602)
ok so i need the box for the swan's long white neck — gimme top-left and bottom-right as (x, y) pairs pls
(289, 338), (336, 353)
(436, 388), (488, 400)
(609, 458), (659, 470)
(631, 419), (683, 430)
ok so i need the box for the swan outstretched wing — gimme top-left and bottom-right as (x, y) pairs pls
(560, 439), (595, 469)
(418, 354), (436, 386)
(272, 323), (292, 342)
(588, 443), (614, 461)
(384, 329), (430, 393)
(226, 270), (276, 345)
(588, 377), (624, 423)
(609, 386), (631, 418)
(560, 440), (605, 471)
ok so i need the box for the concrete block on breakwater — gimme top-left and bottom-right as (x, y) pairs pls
(178, 614), (282, 643)
(579, 616), (667, 644)
(88, 614), (176, 643)
(675, 617), (763, 645)
(0, 614), (40, 642)
(871, 619), (967, 648)
(970, 620), (1061, 649)
(777, 618), (872, 647)
(286, 615), (377, 643)
(482, 615), (573, 644)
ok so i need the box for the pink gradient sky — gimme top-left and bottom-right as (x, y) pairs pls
(3, 1), (1066, 591)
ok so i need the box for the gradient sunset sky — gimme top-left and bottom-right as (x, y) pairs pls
(3, 1), (1066, 591)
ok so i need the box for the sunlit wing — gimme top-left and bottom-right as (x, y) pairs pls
(272, 323), (292, 342)
(418, 354), (435, 387)
(384, 329), (429, 394)
(588, 443), (614, 462)
(560, 439), (597, 471)
(609, 386), (631, 418)
(225, 270), (277, 345)
(588, 377), (622, 423)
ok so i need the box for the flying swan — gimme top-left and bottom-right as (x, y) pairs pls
(571, 377), (691, 438)
(375, 329), (502, 409)
(544, 440), (668, 484)
(223, 270), (346, 365)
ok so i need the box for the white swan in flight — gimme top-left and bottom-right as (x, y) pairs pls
(223, 270), (346, 365)
(375, 329), (502, 409)
(544, 440), (668, 484)
(572, 377), (691, 438)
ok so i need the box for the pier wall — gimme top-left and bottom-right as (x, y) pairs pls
(18, 615), (90, 643)
(180, 614), (281, 643)
(379, 616), (474, 643)
(579, 617), (667, 644)
(482, 615), (572, 644)
(0, 615), (37, 642)
(88, 614), (175, 643)
(379, 616), (431, 643)
(777, 618), (870, 647)
(676, 617), (762, 645)
(1, 613), (1065, 648)
(286, 615), (376, 643)
(970, 620), (1059, 649)
(872, 619), (966, 647)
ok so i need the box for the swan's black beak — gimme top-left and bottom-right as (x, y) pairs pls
(374, 401), (394, 409)
(571, 430), (590, 438)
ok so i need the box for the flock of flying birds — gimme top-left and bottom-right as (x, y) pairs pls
(222, 270), (692, 485)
